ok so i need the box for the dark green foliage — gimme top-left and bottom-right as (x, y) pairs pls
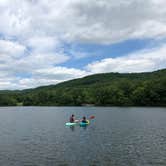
(0, 94), (17, 106)
(0, 69), (165, 106)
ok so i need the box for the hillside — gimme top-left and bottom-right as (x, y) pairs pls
(0, 69), (166, 106)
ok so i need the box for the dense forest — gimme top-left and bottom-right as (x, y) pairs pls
(0, 69), (166, 106)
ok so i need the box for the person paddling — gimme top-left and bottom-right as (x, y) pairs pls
(69, 114), (75, 123)
(81, 116), (87, 123)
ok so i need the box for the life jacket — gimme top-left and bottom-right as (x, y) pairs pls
(82, 119), (87, 123)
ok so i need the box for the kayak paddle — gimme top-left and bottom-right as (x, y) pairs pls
(89, 115), (95, 119)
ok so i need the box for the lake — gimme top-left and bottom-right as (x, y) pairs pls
(0, 107), (165, 166)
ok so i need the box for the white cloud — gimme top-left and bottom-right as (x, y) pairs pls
(15, 53), (69, 71)
(27, 36), (60, 53)
(0, 66), (90, 90)
(0, 0), (166, 89)
(86, 44), (166, 73)
(0, 67), (90, 90)
(0, 52), (70, 78)
(0, 40), (26, 58)
(0, 0), (166, 44)
(52, 0), (166, 44)
(34, 66), (89, 80)
(17, 78), (59, 89)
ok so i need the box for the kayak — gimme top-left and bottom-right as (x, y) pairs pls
(65, 120), (79, 126)
(66, 120), (90, 127)
(79, 120), (90, 127)
(65, 122), (77, 126)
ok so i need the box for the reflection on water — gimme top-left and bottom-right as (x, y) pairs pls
(0, 107), (165, 166)
(69, 124), (88, 131)
(70, 126), (75, 131)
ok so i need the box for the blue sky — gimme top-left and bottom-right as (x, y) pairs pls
(61, 38), (156, 69)
(0, 0), (166, 89)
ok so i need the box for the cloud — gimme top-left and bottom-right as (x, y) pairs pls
(86, 44), (166, 73)
(0, 66), (89, 90)
(57, 0), (166, 43)
(0, 0), (166, 89)
(26, 36), (60, 53)
(0, 66), (90, 90)
(1, 0), (166, 46)
(15, 53), (69, 72)
(0, 40), (26, 58)
(0, 52), (70, 79)
(1, 0), (166, 44)
(34, 66), (89, 80)
(0, 38), (70, 89)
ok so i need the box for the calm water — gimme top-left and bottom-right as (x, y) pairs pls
(0, 107), (166, 166)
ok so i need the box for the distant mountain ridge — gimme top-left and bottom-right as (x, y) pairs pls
(0, 69), (166, 106)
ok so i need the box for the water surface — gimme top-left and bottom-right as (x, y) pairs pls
(0, 107), (165, 166)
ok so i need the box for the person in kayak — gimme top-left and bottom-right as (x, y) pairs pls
(82, 116), (87, 123)
(69, 114), (75, 123)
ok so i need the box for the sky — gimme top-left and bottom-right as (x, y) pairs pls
(0, 0), (166, 89)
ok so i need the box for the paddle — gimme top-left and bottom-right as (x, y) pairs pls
(89, 115), (95, 119)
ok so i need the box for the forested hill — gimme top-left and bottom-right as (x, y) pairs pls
(0, 69), (166, 106)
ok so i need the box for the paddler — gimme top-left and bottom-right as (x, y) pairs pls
(81, 116), (87, 123)
(69, 114), (75, 123)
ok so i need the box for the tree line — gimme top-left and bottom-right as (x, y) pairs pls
(0, 69), (165, 106)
